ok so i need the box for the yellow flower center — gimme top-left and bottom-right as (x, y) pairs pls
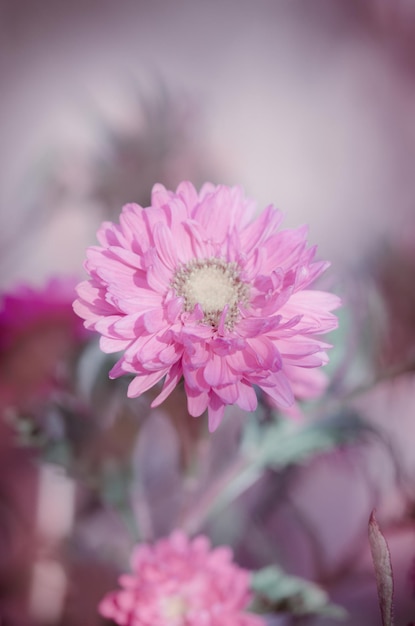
(172, 258), (249, 329)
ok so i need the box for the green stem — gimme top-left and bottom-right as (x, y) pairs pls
(180, 454), (262, 534)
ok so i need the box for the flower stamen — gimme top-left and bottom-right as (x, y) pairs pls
(172, 258), (249, 329)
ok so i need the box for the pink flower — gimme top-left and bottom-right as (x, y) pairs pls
(0, 277), (87, 352)
(99, 530), (264, 626)
(0, 276), (88, 409)
(74, 182), (340, 431)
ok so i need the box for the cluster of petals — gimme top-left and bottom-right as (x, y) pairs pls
(74, 182), (340, 431)
(99, 530), (264, 626)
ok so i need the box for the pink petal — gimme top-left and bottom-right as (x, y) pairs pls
(127, 370), (168, 397)
(236, 381), (258, 411)
(192, 186), (232, 243)
(240, 204), (283, 254)
(261, 225), (309, 271)
(142, 308), (167, 333)
(166, 296), (184, 323)
(214, 383), (239, 404)
(158, 342), (183, 365)
(119, 204), (150, 252)
(207, 393), (226, 432)
(150, 183), (174, 209)
(203, 353), (224, 386)
(153, 221), (179, 270)
(185, 385), (209, 416)
(151, 362), (183, 407)
(107, 245), (144, 270)
(184, 365), (210, 392)
(176, 180), (199, 212)
(100, 335), (131, 354)
(284, 364), (328, 399)
(96, 221), (128, 248)
(246, 336), (282, 372)
(259, 370), (294, 408)
(280, 290), (341, 333)
(145, 250), (173, 293)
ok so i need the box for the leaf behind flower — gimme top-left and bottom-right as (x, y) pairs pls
(250, 565), (347, 619)
(256, 409), (372, 469)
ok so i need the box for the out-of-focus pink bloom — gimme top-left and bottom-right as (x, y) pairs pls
(99, 530), (264, 626)
(74, 182), (340, 431)
(0, 276), (88, 409)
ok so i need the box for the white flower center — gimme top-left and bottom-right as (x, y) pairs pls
(161, 595), (187, 622)
(184, 265), (239, 313)
(172, 258), (249, 329)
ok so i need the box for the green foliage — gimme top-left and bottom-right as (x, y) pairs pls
(246, 409), (371, 470)
(209, 409), (371, 520)
(250, 565), (347, 619)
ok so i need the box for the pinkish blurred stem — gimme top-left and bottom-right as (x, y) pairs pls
(179, 453), (260, 534)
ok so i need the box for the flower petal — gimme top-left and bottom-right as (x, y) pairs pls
(186, 386), (209, 417)
(259, 370), (294, 408)
(153, 221), (179, 270)
(151, 362), (183, 407)
(127, 370), (168, 397)
(207, 393), (226, 432)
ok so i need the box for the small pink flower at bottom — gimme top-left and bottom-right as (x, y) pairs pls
(99, 530), (265, 626)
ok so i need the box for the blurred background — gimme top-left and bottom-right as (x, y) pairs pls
(2, 0), (415, 285)
(1, 1), (415, 625)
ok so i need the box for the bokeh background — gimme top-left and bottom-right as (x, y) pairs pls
(2, 0), (415, 284)
(1, 1), (415, 625)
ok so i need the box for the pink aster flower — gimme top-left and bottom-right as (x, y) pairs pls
(74, 182), (340, 431)
(99, 530), (264, 626)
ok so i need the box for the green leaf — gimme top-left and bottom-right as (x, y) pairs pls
(250, 565), (347, 619)
(205, 410), (371, 519)
(256, 410), (371, 469)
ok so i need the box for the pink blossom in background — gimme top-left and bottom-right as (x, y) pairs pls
(99, 530), (264, 626)
(0, 277), (87, 351)
(0, 276), (88, 409)
(74, 182), (340, 431)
